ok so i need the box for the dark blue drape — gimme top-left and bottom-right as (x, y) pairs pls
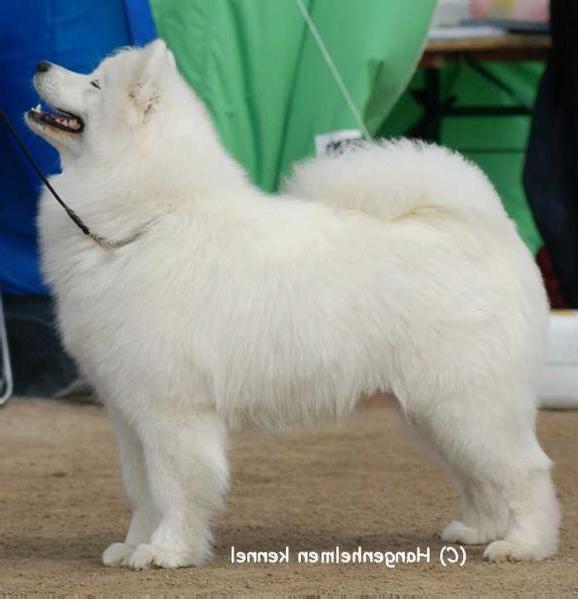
(0, 0), (156, 295)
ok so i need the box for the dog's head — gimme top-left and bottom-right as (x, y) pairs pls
(26, 40), (179, 158)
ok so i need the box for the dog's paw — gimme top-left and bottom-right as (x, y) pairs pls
(483, 540), (553, 562)
(441, 520), (487, 545)
(126, 543), (200, 570)
(102, 542), (134, 567)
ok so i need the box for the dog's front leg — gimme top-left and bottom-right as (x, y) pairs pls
(102, 405), (160, 567)
(125, 410), (229, 570)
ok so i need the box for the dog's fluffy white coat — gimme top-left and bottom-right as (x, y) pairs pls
(28, 41), (559, 569)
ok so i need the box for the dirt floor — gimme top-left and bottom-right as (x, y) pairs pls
(0, 398), (576, 596)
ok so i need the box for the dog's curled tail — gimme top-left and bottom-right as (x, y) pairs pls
(285, 138), (507, 224)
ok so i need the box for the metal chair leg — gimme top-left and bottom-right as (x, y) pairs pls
(0, 293), (14, 405)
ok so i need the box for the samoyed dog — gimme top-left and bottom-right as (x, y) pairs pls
(26, 40), (559, 569)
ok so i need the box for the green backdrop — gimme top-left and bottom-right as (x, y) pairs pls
(150, 0), (541, 252)
(150, 0), (436, 191)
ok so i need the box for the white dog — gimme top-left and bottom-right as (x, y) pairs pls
(26, 40), (559, 569)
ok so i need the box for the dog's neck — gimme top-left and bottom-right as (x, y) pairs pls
(50, 120), (254, 249)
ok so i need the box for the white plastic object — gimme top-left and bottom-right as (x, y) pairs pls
(431, 0), (471, 28)
(538, 311), (578, 409)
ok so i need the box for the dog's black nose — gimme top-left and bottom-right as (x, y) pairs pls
(36, 61), (51, 73)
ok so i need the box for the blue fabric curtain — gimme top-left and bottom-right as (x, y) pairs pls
(0, 0), (156, 295)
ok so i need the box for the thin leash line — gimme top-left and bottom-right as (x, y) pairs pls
(0, 109), (91, 237)
(295, 0), (371, 140)
(0, 109), (148, 250)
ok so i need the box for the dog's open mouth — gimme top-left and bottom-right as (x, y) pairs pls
(28, 104), (84, 134)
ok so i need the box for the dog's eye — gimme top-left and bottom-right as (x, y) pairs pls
(90, 80), (101, 90)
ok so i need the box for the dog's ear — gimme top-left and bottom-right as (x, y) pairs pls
(146, 38), (176, 70)
(129, 39), (175, 117)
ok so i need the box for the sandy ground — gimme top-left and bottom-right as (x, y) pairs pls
(0, 398), (576, 596)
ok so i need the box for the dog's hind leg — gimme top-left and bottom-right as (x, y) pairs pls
(440, 474), (509, 546)
(125, 410), (229, 570)
(102, 405), (160, 567)
(482, 435), (560, 562)
(402, 384), (559, 561)
(403, 409), (509, 546)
